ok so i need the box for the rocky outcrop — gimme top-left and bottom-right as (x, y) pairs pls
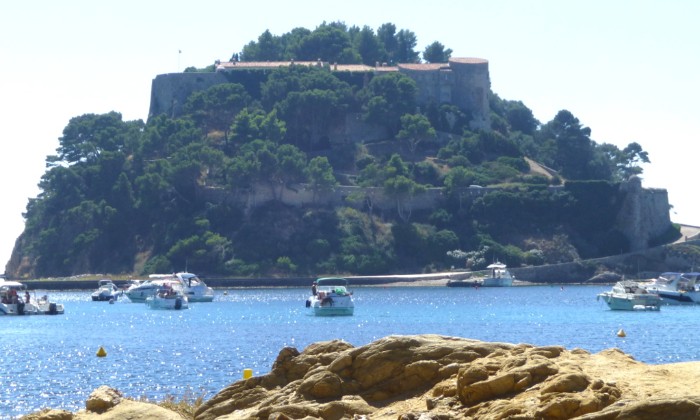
(193, 334), (700, 419)
(25, 335), (700, 419)
(22, 385), (185, 420)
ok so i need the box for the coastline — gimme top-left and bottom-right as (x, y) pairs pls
(18, 271), (560, 291)
(19, 272), (476, 291)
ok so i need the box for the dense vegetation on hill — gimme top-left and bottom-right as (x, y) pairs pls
(7, 22), (654, 279)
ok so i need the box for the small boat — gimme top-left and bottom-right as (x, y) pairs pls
(306, 277), (354, 316)
(148, 272), (214, 302)
(597, 280), (661, 311)
(125, 278), (167, 302)
(445, 278), (483, 288)
(446, 262), (514, 287)
(0, 280), (64, 315)
(91, 279), (120, 301)
(145, 281), (189, 310)
(639, 272), (700, 304)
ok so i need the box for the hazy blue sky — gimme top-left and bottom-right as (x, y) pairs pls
(2, 0), (698, 268)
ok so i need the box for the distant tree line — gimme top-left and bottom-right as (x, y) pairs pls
(235, 21), (451, 65)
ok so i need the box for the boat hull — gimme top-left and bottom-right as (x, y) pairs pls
(91, 293), (119, 301)
(183, 286), (215, 302)
(482, 278), (513, 287)
(307, 277), (355, 316)
(145, 296), (188, 310)
(656, 291), (698, 304)
(312, 305), (354, 316)
(446, 280), (482, 288)
(598, 293), (660, 311)
(0, 301), (64, 315)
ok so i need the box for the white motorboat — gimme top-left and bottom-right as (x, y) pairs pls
(448, 262), (514, 287)
(0, 280), (64, 315)
(306, 277), (354, 316)
(125, 278), (170, 302)
(91, 279), (120, 301)
(145, 281), (189, 310)
(482, 262), (514, 287)
(148, 272), (214, 302)
(640, 272), (700, 304)
(597, 280), (661, 311)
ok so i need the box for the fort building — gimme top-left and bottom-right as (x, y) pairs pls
(149, 57), (491, 130)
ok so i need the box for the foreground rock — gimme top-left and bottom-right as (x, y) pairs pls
(193, 334), (700, 419)
(25, 335), (700, 419)
(22, 385), (185, 420)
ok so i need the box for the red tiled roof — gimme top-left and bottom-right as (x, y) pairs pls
(398, 63), (448, 71)
(217, 61), (325, 70)
(449, 57), (488, 65)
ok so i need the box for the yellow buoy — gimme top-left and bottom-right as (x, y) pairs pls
(617, 329), (626, 337)
(243, 368), (253, 379)
(96, 346), (107, 357)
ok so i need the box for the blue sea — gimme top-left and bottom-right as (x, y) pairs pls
(2, 284), (700, 418)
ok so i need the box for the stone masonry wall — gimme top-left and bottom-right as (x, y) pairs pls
(616, 176), (671, 251)
(148, 72), (228, 119)
(197, 179), (671, 250)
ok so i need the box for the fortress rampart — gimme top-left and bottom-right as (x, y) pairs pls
(149, 57), (491, 129)
(197, 178), (670, 250)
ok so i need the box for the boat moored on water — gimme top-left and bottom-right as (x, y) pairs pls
(145, 281), (189, 310)
(91, 279), (120, 301)
(0, 280), (64, 315)
(125, 278), (169, 302)
(639, 272), (700, 304)
(306, 277), (354, 316)
(597, 280), (661, 311)
(148, 272), (214, 302)
(446, 262), (514, 287)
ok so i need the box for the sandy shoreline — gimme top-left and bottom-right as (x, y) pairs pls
(19, 272), (554, 290)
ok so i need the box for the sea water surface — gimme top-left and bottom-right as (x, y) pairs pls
(2, 284), (700, 418)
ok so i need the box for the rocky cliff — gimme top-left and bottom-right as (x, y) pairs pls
(26, 335), (700, 419)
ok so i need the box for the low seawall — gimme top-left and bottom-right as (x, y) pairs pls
(22, 273), (471, 291)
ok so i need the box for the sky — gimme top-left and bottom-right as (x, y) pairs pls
(1, 1), (699, 270)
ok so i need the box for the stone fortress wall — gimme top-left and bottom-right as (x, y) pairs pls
(148, 57), (491, 129)
(198, 178), (671, 250)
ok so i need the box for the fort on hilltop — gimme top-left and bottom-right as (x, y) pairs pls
(147, 58), (673, 253)
(148, 57), (491, 130)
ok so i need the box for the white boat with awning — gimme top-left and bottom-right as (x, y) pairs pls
(306, 277), (354, 316)
(597, 280), (661, 311)
(0, 279), (64, 315)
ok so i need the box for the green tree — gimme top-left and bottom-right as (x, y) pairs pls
(422, 41), (452, 63)
(276, 88), (347, 150)
(183, 83), (251, 141)
(384, 175), (426, 222)
(360, 72), (417, 134)
(240, 29), (282, 61)
(355, 25), (384, 65)
(306, 156), (337, 202)
(619, 142), (650, 178)
(395, 29), (420, 63)
(48, 112), (143, 165)
(397, 113), (436, 159)
(376, 23), (398, 64)
(296, 23), (359, 63)
(230, 108), (286, 147)
(538, 110), (596, 180)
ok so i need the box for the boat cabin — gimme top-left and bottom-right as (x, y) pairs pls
(315, 277), (351, 298)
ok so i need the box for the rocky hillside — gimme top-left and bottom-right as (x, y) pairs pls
(25, 335), (700, 419)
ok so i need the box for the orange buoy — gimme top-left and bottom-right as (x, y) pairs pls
(617, 329), (626, 338)
(96, 346), (107, 357)
(243, 368), (253, 379)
